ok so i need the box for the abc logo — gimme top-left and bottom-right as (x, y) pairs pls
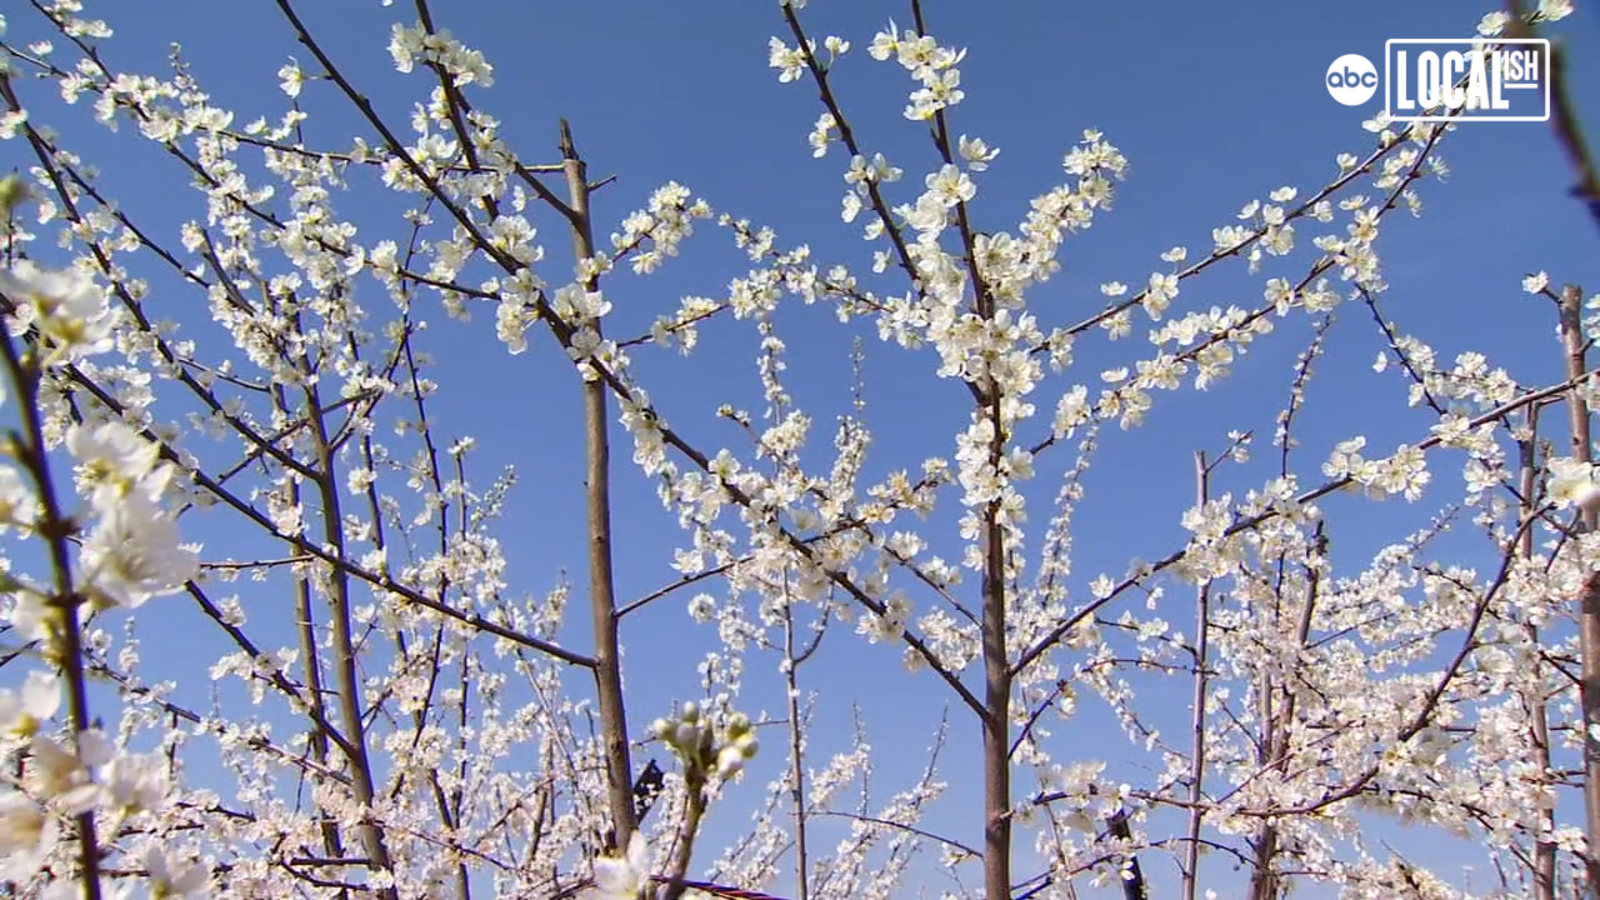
(1326, 54), (1378, 105)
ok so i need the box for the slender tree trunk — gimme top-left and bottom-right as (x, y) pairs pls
(1517, 411), (1558, 900)
(1182, 452), (1212, 900)
(278, 371), (351, 893)
(1250, 524), (1322, 900)
(982, 490), (1012, 899)
(976, 218), (1012, 897)
(1557, 283), (1600, 893)
(307, 379), (396, 897)
(784, 603), (812, 900)
(0, 334), (104, 899)
(560, 119), (638, 850)
(294, 557), (350, 883)
(1108, 810), (1148, 900)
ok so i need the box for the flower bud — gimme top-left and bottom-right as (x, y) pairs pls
(673, 722), (700, 750)
(717, 745), (745, 779)
(0, 175), (29, 216)
(1575, 482), (1600, 516)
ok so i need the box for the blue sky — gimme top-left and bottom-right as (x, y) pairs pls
(6, 0), (1600, 896)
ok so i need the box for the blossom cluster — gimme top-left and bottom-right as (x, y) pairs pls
(0, 251), (204, 896)
(0, 0), (1593, 898)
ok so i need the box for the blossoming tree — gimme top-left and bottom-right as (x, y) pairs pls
(0, 0), (1597, 898)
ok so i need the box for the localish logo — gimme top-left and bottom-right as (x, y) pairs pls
(1384, 39), (1549, 122)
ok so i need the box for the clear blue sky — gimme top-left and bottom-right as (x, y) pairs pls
(6, 0), (1600, 896)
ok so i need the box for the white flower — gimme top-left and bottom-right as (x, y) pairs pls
(0, 261), (112, 363)
(582, 830), (650, 900)
(277, 59), (305, 97)
(552, 283), (611, 325)
(768, 37), (807, 83)
(868, 21), (900, 61)
(67, 420), (169, 510)
(958, 134), (999, 171)
(1539, 0), (1574, 22)
(0, 466), (34, 531)
(687, 593), (715, 623)
(103, 751), (170, 818)
(26, 730), (112, 815)
(1548, 457), (1600, 512)
(496, 296), (536, 355)
(925, 164), (976, 207)
(0, 670), (59, 744)
(6, 592), (54, 643)
(144, 846), (209, 897)
(0, 791), (58, 881)
(79, 492), (200, 610)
